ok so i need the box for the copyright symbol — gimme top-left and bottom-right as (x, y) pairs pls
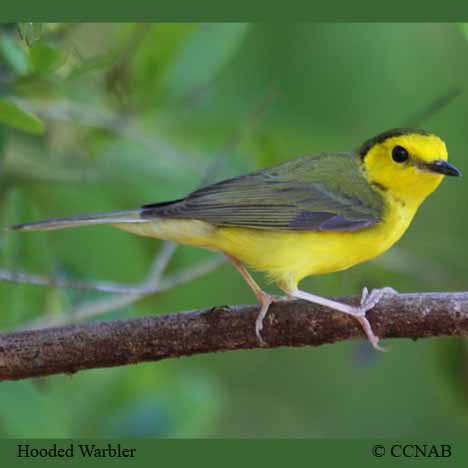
(372, 445), (385, 457)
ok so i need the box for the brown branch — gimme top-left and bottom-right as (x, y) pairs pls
(1, 292), (468, 382)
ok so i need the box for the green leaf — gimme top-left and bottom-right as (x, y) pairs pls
(130, 23), (195, 107)
(0, 99), (45, 135)
(18, 23), (43, 47)
(163, 23), (249, 98)
(0, 34), (30, 75)
(29, 42), (64, 74)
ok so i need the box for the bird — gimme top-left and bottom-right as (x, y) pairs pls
(8, 128), (461, 351)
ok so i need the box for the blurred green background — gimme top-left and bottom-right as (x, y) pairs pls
(1, 22), (468, 437)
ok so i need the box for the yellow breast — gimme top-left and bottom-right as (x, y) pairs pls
(116, 193), (418, 290)
(208, 194), (417, 289)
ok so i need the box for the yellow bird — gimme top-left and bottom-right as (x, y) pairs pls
(9, 128), (461, 351)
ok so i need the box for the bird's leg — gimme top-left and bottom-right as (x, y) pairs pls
(226, 255), (275, 344)
(281, 286), (396, 352)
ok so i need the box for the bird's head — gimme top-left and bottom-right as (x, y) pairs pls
(359, 129), (460, 205)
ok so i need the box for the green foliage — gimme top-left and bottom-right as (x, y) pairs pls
(0, 99), (44, 134)
(1, 22), (468, 438)
(162, 23), (249, 98)
(0, 33), (30, 75)
(29, 42), (64, 74)
(17, 22), (43, 47)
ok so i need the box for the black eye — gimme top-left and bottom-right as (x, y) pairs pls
(392, 145), (409, 163)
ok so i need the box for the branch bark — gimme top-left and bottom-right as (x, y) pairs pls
(1, 292), (468, 381)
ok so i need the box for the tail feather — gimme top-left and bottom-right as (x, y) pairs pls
(7, 209), (145, 232)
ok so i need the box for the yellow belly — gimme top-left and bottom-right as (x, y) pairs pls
(115, 197), (416, 290)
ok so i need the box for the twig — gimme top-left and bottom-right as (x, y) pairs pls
(0, 240), (178, 295)
(0, 268), (149, 294)
(402, 85), (464, 128)
(19, 255), (225, 330)
(1, 292), (468, 381)
(15, 99), (207, 176)
(144, 241), (178, 283)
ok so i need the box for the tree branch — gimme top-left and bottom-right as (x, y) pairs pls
(19, 255), (225, 330)
(1, 292), (468, 381)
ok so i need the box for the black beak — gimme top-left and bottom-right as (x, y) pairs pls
(426, 160), (461, 177)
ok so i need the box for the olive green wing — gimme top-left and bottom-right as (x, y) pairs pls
(141, 152), (384, 232)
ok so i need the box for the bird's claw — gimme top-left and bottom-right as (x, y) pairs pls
(359, 286), (397, 314)
(254, 293), (288, 345)
(352, 286), (397, 352)
(255, 292), (274, 345)
(255, 316), (266, 345)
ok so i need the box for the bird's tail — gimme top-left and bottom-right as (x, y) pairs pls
(6, 209), (145, 232)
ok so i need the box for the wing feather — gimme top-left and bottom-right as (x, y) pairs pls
(141, 153), (384, 232)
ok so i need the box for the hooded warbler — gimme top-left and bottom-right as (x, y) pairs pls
(9, 128), (461, 351)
